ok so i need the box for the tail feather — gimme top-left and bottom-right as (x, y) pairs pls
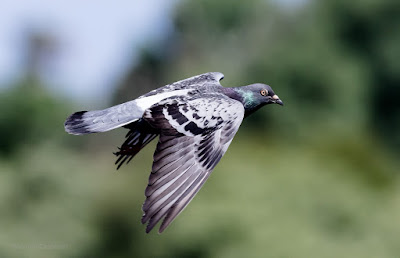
(64, 100), (143, 135)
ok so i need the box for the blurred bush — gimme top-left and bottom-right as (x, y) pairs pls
(0, 79), (70, 156)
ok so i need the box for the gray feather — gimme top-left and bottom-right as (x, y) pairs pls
(141, 94), (245, 233)
(65, 100), (143, 135)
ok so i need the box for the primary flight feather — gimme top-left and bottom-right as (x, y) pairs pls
(64, 72), (283, 233)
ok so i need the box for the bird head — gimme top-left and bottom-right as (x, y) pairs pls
(234, 83), (283, 115)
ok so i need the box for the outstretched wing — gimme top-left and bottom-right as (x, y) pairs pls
(64, 72), (224, 135)
(142, 94), (244, 233)
(141, 72), (225, 98)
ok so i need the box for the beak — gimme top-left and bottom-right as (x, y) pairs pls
(272, 95), (284, 106)
(275, 99), (284, 106)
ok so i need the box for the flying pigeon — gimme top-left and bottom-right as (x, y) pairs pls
(64, 72), (283, 233)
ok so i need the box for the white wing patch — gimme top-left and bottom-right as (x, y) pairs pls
(135, 89), (191, 111)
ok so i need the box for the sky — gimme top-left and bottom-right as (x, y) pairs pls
(0, 0), (177, 102)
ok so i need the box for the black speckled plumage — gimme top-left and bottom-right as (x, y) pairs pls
(64, 72), (283, 233)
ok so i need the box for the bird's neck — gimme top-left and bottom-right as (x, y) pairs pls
(221, 87), (242, 102)
(222, 87), (255, 106)
(222, 87), (259, 117)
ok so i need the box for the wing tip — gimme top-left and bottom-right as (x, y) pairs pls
(210, 72), (224, 82)
(145, 218), (157, 234)
(142, 217), (170, 234)
(158, 220), (170, 234)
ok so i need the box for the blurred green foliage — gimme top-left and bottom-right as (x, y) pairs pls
(1, 0), (400, 257)
(0, 78), (69, 156)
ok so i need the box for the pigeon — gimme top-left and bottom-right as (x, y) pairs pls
(64, 72), (283, 233)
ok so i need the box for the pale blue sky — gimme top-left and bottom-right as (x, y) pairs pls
(0, 0), (177, 102)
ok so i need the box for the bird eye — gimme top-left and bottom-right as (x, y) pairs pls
(260, 89), (268, 96)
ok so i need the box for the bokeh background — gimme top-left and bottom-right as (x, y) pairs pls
(1, 0), (399, 257)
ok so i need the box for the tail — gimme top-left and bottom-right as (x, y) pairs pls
(64, 100), (144, 135)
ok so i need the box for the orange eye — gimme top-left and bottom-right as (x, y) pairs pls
(260, 89), (268, 96)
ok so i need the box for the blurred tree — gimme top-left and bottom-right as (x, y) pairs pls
(23, 29), (60, 84)
(0, 80), (66, 156)
(314, 0), (400, 148)
(113, 50), (168, 103)
(0, 30), (70, 156)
